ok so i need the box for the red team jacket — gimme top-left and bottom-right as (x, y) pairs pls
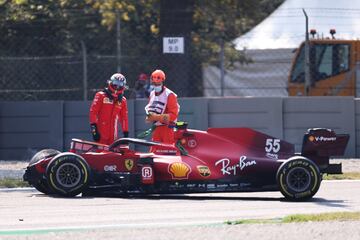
(89, 91), (129, 145)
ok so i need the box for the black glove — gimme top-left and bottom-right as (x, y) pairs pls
(117, 94), (123, 103)
(123, 131), (129, 138)
(90, 124), (100, 142)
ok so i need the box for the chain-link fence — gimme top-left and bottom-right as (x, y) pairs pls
(0, 31), (164, 101)
(1, 3), (359, 100)
(0, 1), (286, 101)
(0, 37), (295, 100)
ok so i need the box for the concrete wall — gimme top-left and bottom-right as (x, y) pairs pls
(0, 97), (357, 159)
(283, 97), (355, 157)
(0, 102), (63, 160)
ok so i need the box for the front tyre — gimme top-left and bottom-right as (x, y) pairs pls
(28, 149), (61, 194)
(276, 157), (321, 201)
(46, 153), (90, 197)
(29, 149), (61, 165)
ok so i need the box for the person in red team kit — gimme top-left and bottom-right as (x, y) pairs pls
(145, 69), (179, 151)
(89, 73), (129, 145)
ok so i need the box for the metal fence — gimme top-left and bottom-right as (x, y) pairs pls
(0, 3), (289, 101)
(0, 33), (162, 101)
(1, 5), (359, 100)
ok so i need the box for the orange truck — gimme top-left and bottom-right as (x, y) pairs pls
(288, 38), (360, 96)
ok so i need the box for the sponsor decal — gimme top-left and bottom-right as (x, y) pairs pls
(266, 152), (278, 159)
(186, 184), (196, 188)
(169, 182), (185, 188)
(142, 166), (152, 178)
(207, 184), (216, 189)
(239, 182), (251, 187)
(168, 162), (191, 179)
(124, 159), (134, 171)
(215, 156), (256, 175)
(310, 136), (337, 142)
(141, 166), (154, 184)
(104, 165), (117, 172)
(155, 149), (177, 154)
(141, 165), (154, 184)
(197, 165), (211, 177)
(103, 97), (113, 104)
(187, 139), (197, 148)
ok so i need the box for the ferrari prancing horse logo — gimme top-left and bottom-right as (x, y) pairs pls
(125, 159), (134, 171)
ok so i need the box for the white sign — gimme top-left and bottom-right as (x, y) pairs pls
(163, 37), (184, 54)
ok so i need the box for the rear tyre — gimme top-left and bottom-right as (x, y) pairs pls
(276, 156), (321, 201)
(29, 149), (61, 194)
(46, 153), (90, 197)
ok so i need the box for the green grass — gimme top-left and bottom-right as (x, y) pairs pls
(323, 172), (360, 180)
(282, 212), (360, 223)
(226, 212), (360, 225)
(0, 178), (29, 188)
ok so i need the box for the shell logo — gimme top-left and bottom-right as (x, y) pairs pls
(168, 162), (191, 179)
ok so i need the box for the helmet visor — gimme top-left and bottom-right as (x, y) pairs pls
(111, 79), (125, 90)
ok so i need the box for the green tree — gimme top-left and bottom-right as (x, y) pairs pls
(192, 0), (284, 68)
(0, 0), (284, 99)
(1, 0), (283, 61)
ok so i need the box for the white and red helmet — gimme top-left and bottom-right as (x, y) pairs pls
(108, 73), (127, 92)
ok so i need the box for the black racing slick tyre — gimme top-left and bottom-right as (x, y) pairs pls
(28, 149), (61, 194)
(276, 157), (321, 201)
(46, 153), (90, 197)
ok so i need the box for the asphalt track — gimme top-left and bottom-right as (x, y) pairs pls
(0, 180), (360, 236)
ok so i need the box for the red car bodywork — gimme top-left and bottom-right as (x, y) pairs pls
(24, 125), (349, 200)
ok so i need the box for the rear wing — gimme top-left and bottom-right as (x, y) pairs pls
(301, 128), (350, 173)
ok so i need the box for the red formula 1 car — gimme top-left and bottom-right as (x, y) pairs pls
(23, 123), (349, 201)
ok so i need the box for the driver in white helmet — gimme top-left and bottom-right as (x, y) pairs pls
(89, 73), (129, 145)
